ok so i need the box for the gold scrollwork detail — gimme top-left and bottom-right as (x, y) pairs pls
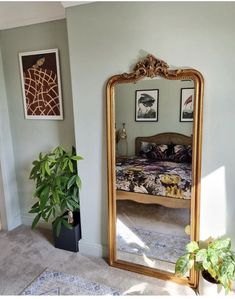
(122, 54), (182, 80)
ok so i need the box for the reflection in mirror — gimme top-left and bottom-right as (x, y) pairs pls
(115, 78), (194, 273)
(107, 54), (204, 288)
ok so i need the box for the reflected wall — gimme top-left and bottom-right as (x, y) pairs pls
(115, 78), (194, 273)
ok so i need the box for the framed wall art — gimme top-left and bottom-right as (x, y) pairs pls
(19, 48), (63, 120)
(135, 89), (159, 122)
(180, 88), (194, 122)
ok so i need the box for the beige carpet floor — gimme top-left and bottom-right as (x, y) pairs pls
(117, 200), (190, 236)
(0, 225), (195, 295)
(116, 200), (190, 272)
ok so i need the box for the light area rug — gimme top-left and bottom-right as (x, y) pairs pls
(117, 224), (190, 264)
(21, 269), (121, 295)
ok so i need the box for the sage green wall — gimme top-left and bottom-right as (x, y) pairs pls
(115, 79), (194, 156)
(0, 19), (75, 223)
(0, 48), (21, 229)
(66, 2), (235, 255)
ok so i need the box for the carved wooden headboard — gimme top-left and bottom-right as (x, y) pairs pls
(135, 132), (192, 156)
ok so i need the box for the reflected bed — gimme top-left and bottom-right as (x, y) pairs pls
(116, 132), (192, 209)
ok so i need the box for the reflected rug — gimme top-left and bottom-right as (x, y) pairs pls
(117, 225), (190, 263)
(21, 270), (121, 295)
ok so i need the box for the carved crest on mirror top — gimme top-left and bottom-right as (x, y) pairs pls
(122, 54), (182, 80)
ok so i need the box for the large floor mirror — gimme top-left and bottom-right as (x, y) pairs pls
(106, 54), (204, 288)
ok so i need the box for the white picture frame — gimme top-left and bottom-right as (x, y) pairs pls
(19, 48), (63, 120)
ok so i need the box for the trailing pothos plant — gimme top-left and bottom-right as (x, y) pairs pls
(175, 237), (235, 293)
(29, 146), (83, 237)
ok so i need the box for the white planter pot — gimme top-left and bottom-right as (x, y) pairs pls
(198, 272), (225, 296)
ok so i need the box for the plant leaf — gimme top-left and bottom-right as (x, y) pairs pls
(67, 175), (77, 189)
(186, 241), (199, 253)
(62, 158), (68, 170)
(196, 249), (207, 262)
(210, 238), (231, 251)
(70, 199), (80, 209)
(52, 191), (60, 204)
(195, 262), (203, 272)
(202, 260), (211, 270)
(175, 253), (193, 276)
(41, 162), (46, 177)
(45, 209), (53, 222)
(62, 219), (73, 230)
(32, 160), (39, 166)
(61, 199), (67, 212)
(71, 155), (83, 161)
(29, 202), (40, 213)
(66, 200), (74, 211)
(56, 219), (62, 237)
(33, 184), (45, 198)
(208, 266), (217, 279)
(29, 166), (37, 179)
(68, 160), (73, 172)
(41, 206), (51, 220)
(76, 176), (82, 189)
(45, 161), (51, 175)
(30, 201), (39, 209)
(39, 186), (50, 211)
(31, 213), (41, 230)
(208, 250), (219, 266)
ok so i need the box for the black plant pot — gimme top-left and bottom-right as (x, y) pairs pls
(201, 270), (218, 284)
(52, 212), (82, 252)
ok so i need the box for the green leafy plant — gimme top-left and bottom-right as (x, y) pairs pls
(175, 237), (235, 293)
(29, 146), (83, 237)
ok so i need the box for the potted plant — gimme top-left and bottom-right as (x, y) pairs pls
(175, 237), (235, 295)
(28, 146), (83, 252)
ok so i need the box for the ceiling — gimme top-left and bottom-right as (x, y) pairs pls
(0, 1), (89, 30)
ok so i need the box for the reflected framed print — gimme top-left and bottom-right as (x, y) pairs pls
(180, 88), (194, 122)
(135, 89), (159, 122)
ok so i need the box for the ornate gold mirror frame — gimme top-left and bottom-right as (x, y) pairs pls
(106, 54), (204, 288)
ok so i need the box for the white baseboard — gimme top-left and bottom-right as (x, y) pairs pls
(79, 239), (108, 258)
(7, 213), (22, 230)
(22, 213), (108, 258)
(21, 213), (51, 229)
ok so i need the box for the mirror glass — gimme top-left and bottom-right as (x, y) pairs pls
(114, 78), (194, 273)
(107, 54), (203, 287)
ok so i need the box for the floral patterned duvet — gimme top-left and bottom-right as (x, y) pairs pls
(116, 157), (192, 200)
